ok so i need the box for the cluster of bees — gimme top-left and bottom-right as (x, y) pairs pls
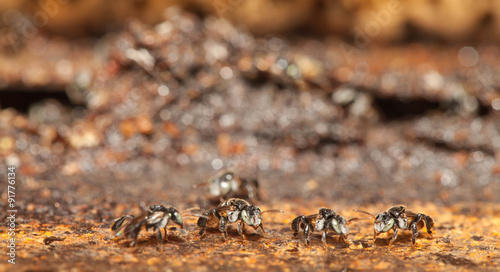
(111, 170), (434, 248)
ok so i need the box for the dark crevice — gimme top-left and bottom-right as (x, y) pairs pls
(400, 21), (451, 45)
(0, 89), (78, 113)
(414, 136), (495, 157)
(373, 95), (441, 121)
(477, 102), (491, 116)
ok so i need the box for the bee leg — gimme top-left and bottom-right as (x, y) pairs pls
(198, 210), (212, 236)
(423, 214), (434, 236)
(219, 217), (228, 239)
(237, 222), (247, 239)
(259, 223), (266, 237)
(321, 230), (330, 249)
(411, 215), (421, 245)
(296, 216), (313, 246)
(304, 223), (311, 246)
(339, 234), (347, 245)
(291, 216), (302, 237)
(237, 222), (243, 236)
(157, 229), (164, 246)
(198, 215), (209, 236)
(388, 228), (398, 247)
(163, 227), (169, 242)
(242, 223), (248, 239)
(321, 230), (327, 244)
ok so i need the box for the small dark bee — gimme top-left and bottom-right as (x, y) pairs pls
(291, 208), (365, 246)
(111, 204), (184, 247)
(197, 198), (282, 239)
(194, 170), (260, 203)
(354, 205), (434, 246)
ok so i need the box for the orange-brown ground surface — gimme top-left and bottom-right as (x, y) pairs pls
(1, 172), (500, 271)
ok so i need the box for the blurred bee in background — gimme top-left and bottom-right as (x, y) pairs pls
(197, 198), (283, 240)
(291, 208), (367, 246)
(111, 204), (187, 247)
(194, 170), (260, 203)
(354, 205), (434, 247)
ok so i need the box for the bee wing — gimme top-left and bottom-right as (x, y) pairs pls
(306, 214), (319, 220)
(114, 211), (148, 237)
(388, 205), (407, 217)
(111, 215), (135, 232)
(215, 206), (234, 216)
(145, 210), (168, 225)
(220, 198), (249, 209)
(215, 205), (233, 212)
(405, 210), (418, 218)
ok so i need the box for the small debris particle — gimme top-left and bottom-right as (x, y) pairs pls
(470, 236), (483, 241)
(43, 236), (66, 245)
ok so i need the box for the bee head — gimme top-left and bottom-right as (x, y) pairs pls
(318, 208), (335, 220)
(168, 208), (184, 229)
(331, 215), (349, 235)
(241, 205), (262, 227)
(374, 212), (397, 233)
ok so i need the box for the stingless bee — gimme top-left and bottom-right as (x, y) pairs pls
(291, 208), (366, 246)
(354, 205), (434, 247)
(197, 198), (282, 239)
(111, 204), (184, 247)
(194, 170), (260, 203)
